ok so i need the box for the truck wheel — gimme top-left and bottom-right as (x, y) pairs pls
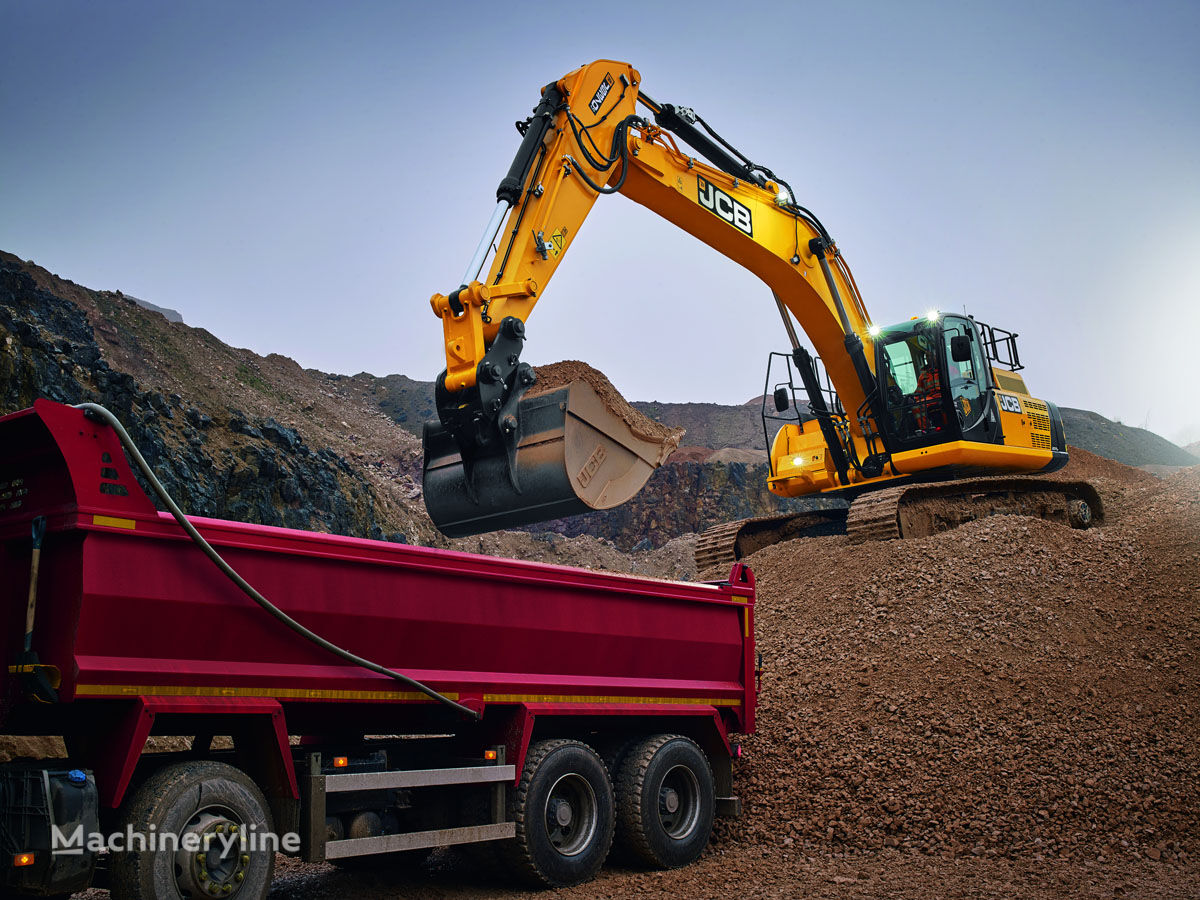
(503, 739), (614, 887)
(109, 760), (275, 900)
(615, 734), (714, 868)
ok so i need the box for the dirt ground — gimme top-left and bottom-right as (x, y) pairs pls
(60, 452), (1200, 898)
(262, 846), (1196, 899)
(266, 453), (1198, 897)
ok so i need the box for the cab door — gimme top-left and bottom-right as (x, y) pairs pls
(942, 315), (1002, 445)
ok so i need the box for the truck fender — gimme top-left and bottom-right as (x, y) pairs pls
(64, 697), (297, 816)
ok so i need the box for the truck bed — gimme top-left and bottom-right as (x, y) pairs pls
(0, 400), (755, 739)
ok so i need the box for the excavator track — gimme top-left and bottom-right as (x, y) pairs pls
(695, 509), (849, 577)
(696, 476), (1103, 575)
(845, 476), (1104, 543)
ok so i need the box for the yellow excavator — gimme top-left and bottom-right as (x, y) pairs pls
(422, 59), (1100, 564)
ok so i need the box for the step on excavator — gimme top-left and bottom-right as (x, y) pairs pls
(422, 59), (1101, 564)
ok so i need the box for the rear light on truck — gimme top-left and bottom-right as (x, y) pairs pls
(13, 852), (35, 867)
(333, 757), (349, 768)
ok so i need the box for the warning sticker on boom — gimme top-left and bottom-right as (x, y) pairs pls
(549, 227), (567, 258)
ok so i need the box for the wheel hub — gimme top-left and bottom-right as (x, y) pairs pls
(545, 772), (598, 857)
(552, 798), (574, 827)
(661, 787), (680, 814)
(175, 809), (250, 898)
(658, 764), (701, 840)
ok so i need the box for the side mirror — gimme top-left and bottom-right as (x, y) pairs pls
(773, 387), (790, 413)
(950, 335), (971, 363)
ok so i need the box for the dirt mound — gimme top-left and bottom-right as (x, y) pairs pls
(707, 447), (768, 465)
(726, 466), (1199, 865)
(1058, 445), (1159, 486)
(667, 445), (716, 464)
(531, 360), (684, 449)
(459, 531), (698, 582)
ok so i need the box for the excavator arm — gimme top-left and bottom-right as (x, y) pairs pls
(423, 59), (893, 536)
(432, 60), (876, 406)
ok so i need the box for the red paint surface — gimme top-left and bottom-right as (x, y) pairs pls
(1, 401), (756, 744)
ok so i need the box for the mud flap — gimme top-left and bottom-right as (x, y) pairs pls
(423, 381), (674, 537)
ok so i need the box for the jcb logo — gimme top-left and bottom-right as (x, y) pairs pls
(589, 73), (615, 115)
(998, 394), (1022, 414)
(697, 176), (753, 236)
(576, 445), (607, 488)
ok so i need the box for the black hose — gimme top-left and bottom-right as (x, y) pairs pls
(74, 402), (481, 720)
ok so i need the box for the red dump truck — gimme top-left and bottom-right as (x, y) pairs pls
(0, 399), (757, 899)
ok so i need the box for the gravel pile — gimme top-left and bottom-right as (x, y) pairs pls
(724, 453), (1198, 867)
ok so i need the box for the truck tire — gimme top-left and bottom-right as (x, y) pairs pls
(109, 760), (275, 900)
(614, 734), (714, 868)
(596, 734), (640, 780)
(502, 739), (614, 887)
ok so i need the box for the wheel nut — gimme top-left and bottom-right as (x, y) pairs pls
(235, 872), (245, 882)
(197, 853), (206, 864)
(241, 854), (250, 865)
(229, 824), (239, 834)
(198, 871), (208, 881)
(222, 886), (232, 894)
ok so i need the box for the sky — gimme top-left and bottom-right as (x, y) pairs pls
(2, 1), (1198, 445)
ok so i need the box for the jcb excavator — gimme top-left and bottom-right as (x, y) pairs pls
(422, 59), (1100, 567)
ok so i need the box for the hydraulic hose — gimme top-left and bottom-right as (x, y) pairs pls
(74, 402), (481, 720)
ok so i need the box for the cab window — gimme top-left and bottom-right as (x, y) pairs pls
(942, 316), (985, 429)
(879, 323), (945, 438)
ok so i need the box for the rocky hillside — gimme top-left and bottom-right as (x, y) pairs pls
(1, 251), (430, 544)
(1058, 407), (1198, 468)
(3, 250), (1195, 558)
(519, 460), (828, 552)
(0, 252), (699, 576)
(355, 341), (1198, 470)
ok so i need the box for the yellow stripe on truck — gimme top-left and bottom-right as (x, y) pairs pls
(92, 515), (137, 530)
(481, 693), (740, 706)
(75, 684), (456, 702)
(72, 684), (740, 707)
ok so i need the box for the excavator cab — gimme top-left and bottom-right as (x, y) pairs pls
(876, 315), (991, 449)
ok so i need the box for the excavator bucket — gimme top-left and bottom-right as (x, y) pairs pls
(423, 380), (680, 537)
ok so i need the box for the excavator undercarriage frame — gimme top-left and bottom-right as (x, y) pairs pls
(695, 475), (1104, 577)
